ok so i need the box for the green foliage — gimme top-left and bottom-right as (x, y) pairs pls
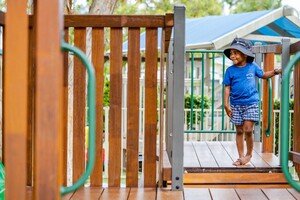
(223, 0), (282, 13)
(184, 94), (210, 128)
(181, 0), (222, 17)
(184, 94), (210, 109)
(103, 63), (110, 107)
(115, 0), (222, 17)
(273, 99), (294, 155)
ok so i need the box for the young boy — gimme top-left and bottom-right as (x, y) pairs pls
(223, 38), (281, 166)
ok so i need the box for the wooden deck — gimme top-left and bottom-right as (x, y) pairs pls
(182, 141), (290, 188)
(25, 187), (300, 200)
(184, 141), (281, 172)
(25, 141), (299, 199)
(160, 141), (291, 188)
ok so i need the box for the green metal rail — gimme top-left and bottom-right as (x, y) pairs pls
(185, 50), (235, 133)
(265, 78), (272, 137)
(184, 50), (274, 136)
(60, 41), (96, 195)
(280, 51), (300, 192)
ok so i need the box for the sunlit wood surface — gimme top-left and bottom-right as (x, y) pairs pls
(25, 187), (300, 200)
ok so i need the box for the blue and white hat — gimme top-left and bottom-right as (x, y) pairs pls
(224, 38), (254, 62)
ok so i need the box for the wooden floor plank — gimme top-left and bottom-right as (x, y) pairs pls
(70, 187), (103, 200)
(257, 153), (280, 167)
(184, 188), (211, 200)
(287, 188), (300, 199)
(210, 188), (239, 200)
(206, 142), (233, 167)
(99, 188), (130, 200)
(156, 189), (183, 200)
(262, 188), (297, 200)
(193, 142), (218, 168)
(184, 142), (201, 168)
(235, 188), (268, 200)
(128, 188), (156, 200)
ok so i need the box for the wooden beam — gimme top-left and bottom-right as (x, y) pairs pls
(262, 53), (274, 153)
(33, 0), (63, 199)
(108, 28), (123, 187)
(90, 27), (105, 187)
(126, 28), (140, 187)
(72, 28), (86, 184)
(4, 0), (28, 199)
(293, 57), (300, 176)
(64, 15), (168, 28)
(144, 28), (158, 187)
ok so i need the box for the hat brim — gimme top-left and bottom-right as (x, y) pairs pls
(224, 45), (254, 62)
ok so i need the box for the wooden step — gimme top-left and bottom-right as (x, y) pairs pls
(181, 172), (289, 188)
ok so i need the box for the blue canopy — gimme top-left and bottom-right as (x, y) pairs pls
(122, 6), (300, 51)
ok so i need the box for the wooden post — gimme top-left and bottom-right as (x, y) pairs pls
(262, 53), (274, 153)
(294, 58), (300, 177)
(33, 0), (64, 199)
(4, 1), (29, 199)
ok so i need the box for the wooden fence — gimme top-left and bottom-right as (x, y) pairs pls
(2, 1), (182, 199)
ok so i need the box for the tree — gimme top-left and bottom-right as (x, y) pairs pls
(115, 0), (222, 17)
(223, 0), (281, 13)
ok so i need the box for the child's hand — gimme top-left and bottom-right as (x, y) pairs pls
(225, 106), (233, 118)
(274, 68), (281, 75)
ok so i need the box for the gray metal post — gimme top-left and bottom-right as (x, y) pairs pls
(166, 39), (174, 155)
(254, 42), (262, 142)
(279, 38), (290, 159)
(170, 5), (185, 191)
(281, 38), (291, 98)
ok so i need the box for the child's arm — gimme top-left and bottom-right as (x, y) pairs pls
(224, 85), (232, 118)
(261, 68), (281, 79)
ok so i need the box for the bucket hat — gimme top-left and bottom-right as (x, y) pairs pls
(224, 38), (254, 62)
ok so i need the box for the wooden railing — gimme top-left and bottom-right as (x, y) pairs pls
(62, 14), (173, 188)
(2, 1), (179, 198)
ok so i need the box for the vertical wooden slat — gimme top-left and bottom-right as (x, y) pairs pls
(262, 53), (274, 153)
(62, 28), (69, 186)
(33, 0), (63, 199)
(27, 27), (34, 187)
(1, 26), (4, 163)
(158, 28), (165, 187)
(73, 28), (86, 183)
(144, 28), (158, 187)
(90, 28), (105, 186)
(4, 1), (28, 199)
(294, 60), (300, 177)
(126, 28), (141, 187)
(108, 28), (122, 187)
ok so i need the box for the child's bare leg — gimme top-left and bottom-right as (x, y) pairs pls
(242, 120), (254, 164)
(233, 125), (244, 165)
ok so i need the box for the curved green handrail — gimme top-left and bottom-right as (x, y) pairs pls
(60, 41), (96, 195)
(280, 51), (300, 192)
(265, 78), (272, 137)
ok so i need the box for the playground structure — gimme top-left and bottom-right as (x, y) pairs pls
(1, 0), (300, 199)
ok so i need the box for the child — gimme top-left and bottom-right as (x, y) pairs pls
(223, 38), (281, 166)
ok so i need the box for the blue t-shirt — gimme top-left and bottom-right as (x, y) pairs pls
(223, 62), (264, 105)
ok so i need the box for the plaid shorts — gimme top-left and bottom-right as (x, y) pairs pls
(230, 104), (259, 125)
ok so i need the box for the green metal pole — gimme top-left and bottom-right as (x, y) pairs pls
(60, 41), (96, 195)
(221, 54), (225, 130)
(280, 51), (300, 192)
(190, 53), (195, 130)
(265, 78), (272, 137)
(201, 53), (205, 130)
(211, 53), (215, 130)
